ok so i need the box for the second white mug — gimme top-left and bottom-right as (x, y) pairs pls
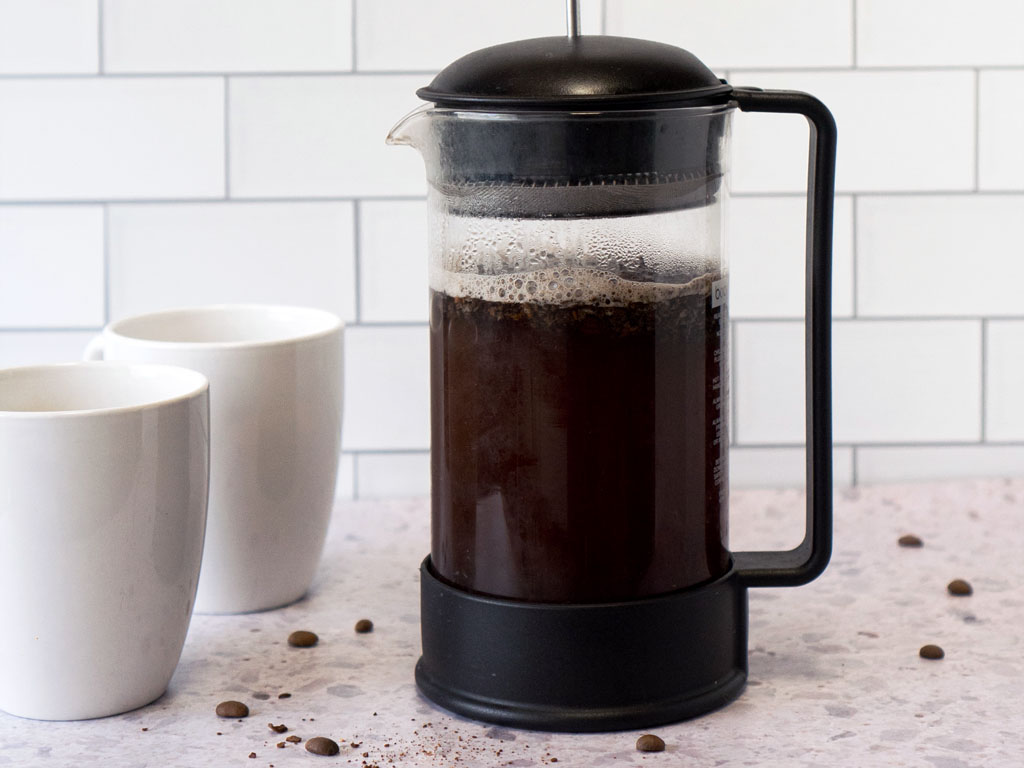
(87, 305), (344, 614)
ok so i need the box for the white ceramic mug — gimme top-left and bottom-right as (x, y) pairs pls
(0, 362), (210, 721)
(85, 305), (344, 614)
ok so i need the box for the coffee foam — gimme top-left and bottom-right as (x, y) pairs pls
(431, 266), (721, 307)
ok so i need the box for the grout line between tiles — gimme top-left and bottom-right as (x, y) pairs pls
(350, 0), (358, 71)
(346, 448), (429, 456)
(850, 0), (857, 68)
(980, 318), (988, 442)
(734, 315), (1011, 323)
(96, 0), (105, 74)
(352, 453), (360, 500)
(0, 326), (104, 333)
(730, 320), (739, 446)
(974, 68), (981, 192)
(1, 65), (1021, 81)
(353, 199), (362, 323)
(102, 204), (110, 323)
(851, 195), (858, 317)
(223, 76), (230, 198)
(733, 440), (1024, 449)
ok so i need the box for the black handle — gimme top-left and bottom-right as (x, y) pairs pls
(730, 87), (836, 588)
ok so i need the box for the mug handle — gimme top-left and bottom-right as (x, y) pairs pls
(83, 334), (105, 361)
(729, 87), (837, 588)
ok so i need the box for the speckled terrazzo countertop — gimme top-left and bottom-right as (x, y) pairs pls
(2, 480), (1022, 767)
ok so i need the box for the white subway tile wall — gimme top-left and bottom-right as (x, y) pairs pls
(0, 0), (98, 75)
(978, 70), (1024, 191)
(605, 0), (853, 70)
(986, 321), (1024, 442)
(729, 70), (976, 194)
(0, 206), (105, 326)
(356, 0), (603, 71)
(103, 0), (353, 73)
(1, 0), (1023, 498)
(728, 196), (855, 318)
(228, 75), (426, 197)
(341, 326), (429, 452)
(358, 200), (429, 323)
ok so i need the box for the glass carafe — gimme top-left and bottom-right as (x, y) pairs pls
(391, 105), (733, 602)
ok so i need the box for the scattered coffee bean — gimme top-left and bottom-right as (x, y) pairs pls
(276, 742), (286, 749)
(898, 534), (923, 548)
(636, 734), (666, 752)
(288, 630), (319, 648)
(306, 737), (341, 756)
(278, 693), (291, 699)
(919, 644), (945, 660)
(141, 728), (148, 732)
(286, 735), (302, 743)
(947, 579), (973, 596)
(248, 753), (256, 759)
(215, 701), (249, 718)
(269, 723), (288, 734)
(355, 619), (374, 633)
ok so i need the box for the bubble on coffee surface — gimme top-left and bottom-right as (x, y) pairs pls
(434, 266), (719, 307)
(432, 210), (722, 306)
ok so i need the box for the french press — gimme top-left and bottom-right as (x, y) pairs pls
(388, 2), (836, 732)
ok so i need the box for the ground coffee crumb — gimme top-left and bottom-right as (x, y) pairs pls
(636, 734), (666, 752)
(947, 579), (973, 596)
(288, 630), (319, 647)
(253, 692), (271, 701)
(248, 753), (256, 759)
(269, 723), (288, 733)
(278, 693), (292, 699)
(286, 735), (302, 743)
(355, 619), (374, 633)
(215, 701), (249, 718)
(276, 742), (286, 749)
(898, 534), (923, 548)
(306, 737), (340, 756)
(141, 728), (148, 732)
(920, 644), (945, 660)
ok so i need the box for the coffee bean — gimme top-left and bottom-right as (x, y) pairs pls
(636, 734), (665, 752)
(215, 701), (249, 718)
(286, 735), (302, 743)
(276, 742), (286, 749)
(306, 737), (340, 756)
(269, 723), (288, 733)
(278, 692), (291, 699)
(248, 753), (256, 759)
(947, 579), (973, 596)
(919, 644), (945, 660)
(288, 630), (319, 647)
(355, 619), (374, 633)
(898, 534), (923, 548)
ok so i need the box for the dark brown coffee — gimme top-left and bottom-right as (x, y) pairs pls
(429, 270), (728, 603)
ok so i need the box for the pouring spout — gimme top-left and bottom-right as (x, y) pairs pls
(386, 104), (432, 150)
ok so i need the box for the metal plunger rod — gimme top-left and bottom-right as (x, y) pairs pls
(566, 0), (581, 38)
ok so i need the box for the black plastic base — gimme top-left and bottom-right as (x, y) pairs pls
(415, 558), (748, 732)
